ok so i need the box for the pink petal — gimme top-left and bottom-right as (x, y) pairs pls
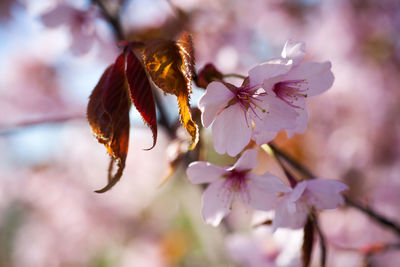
(252, 95), (298, 132)
(252, 128), (277, 145)
(281, 40), (306, 65)
(40, 4), (75, 28)
(283, 61), (334, 97)
(289, 181), (307, 202)
(186, 161), (227, 184)
(273, 199), (308, 231)
(211, 104), (252, 156)
(202, 179), (233, 226)
(306, 179), (349, 193)
(248, 59), (292, 87)
(248, 172), (292, 193)
(272, 202), (308, 231)
(246, 173), (291, 211)
(246, 182), (278, 212)
(70, 28), (95, 55)
(304, 179), (348, 210)
(286, 107), (309, 138)
(231, 149), (259, 171)
(198, 81), (233, 127)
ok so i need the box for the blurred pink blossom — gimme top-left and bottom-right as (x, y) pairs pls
(226, 226), (303, 267)
(40, 3), (98, 55)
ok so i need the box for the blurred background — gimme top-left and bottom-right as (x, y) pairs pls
(0, 0), (400, 266)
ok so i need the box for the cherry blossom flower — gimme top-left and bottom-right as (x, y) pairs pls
(250, 40), (335, 141)
(272, 179), (348, 230)
(40, 4), (98, 55)
(199, 78), (298, 157)
(186, 149), (290, 227)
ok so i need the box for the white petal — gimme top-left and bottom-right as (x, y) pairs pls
(252, 95), (298, 132)
(248, 59), (292, 87)
(281, 40), (306, 65)
(202, 179), (233, 226)
(186, 161), (227, 184)
(198, 82), (233, 128)
(211, 104), (252, 156)
(232, 149), (259, 171)
(283, 62), (334, 97)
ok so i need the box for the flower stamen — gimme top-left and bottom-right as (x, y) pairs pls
(273, 79), (308, 108)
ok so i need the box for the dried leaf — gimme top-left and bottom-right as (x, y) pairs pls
(143, 32), (199, 149)
(87, 53), (131, 193)
(126, 49), (157, 149)
(302, 217), (315, 267)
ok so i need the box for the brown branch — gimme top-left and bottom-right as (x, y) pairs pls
(345, 198), (400, 236)
(91, 0), (124, 41)
(268, 143), (315, 179)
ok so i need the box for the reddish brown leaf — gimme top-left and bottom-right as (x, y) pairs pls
(176, 32), (195, 88)
(143, 32), (199, 149)
(126, 48), (157, 150)
(302, 217), (315, 267)
(87, 53), (131, 193)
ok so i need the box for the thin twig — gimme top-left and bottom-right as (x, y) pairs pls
(268, 143), (315, 178)
(267, 146), (298, 187)
(92, 0), (124, 41)
(311, 213), (327, 267)
(345, 198), (400, 236)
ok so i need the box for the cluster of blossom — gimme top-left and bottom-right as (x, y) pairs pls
(187, 41), (348, 229)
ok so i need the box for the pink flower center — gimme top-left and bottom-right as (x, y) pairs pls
(235, 84), (265, 113)
(272, 79), (308, 108)
(223, 83), (266, 125)
(219, 169), (251, 206)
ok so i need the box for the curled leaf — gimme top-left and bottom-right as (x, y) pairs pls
(143, 32), (199, 149)
(87, 53), (131, 193)
(126, 48), (157, 150)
